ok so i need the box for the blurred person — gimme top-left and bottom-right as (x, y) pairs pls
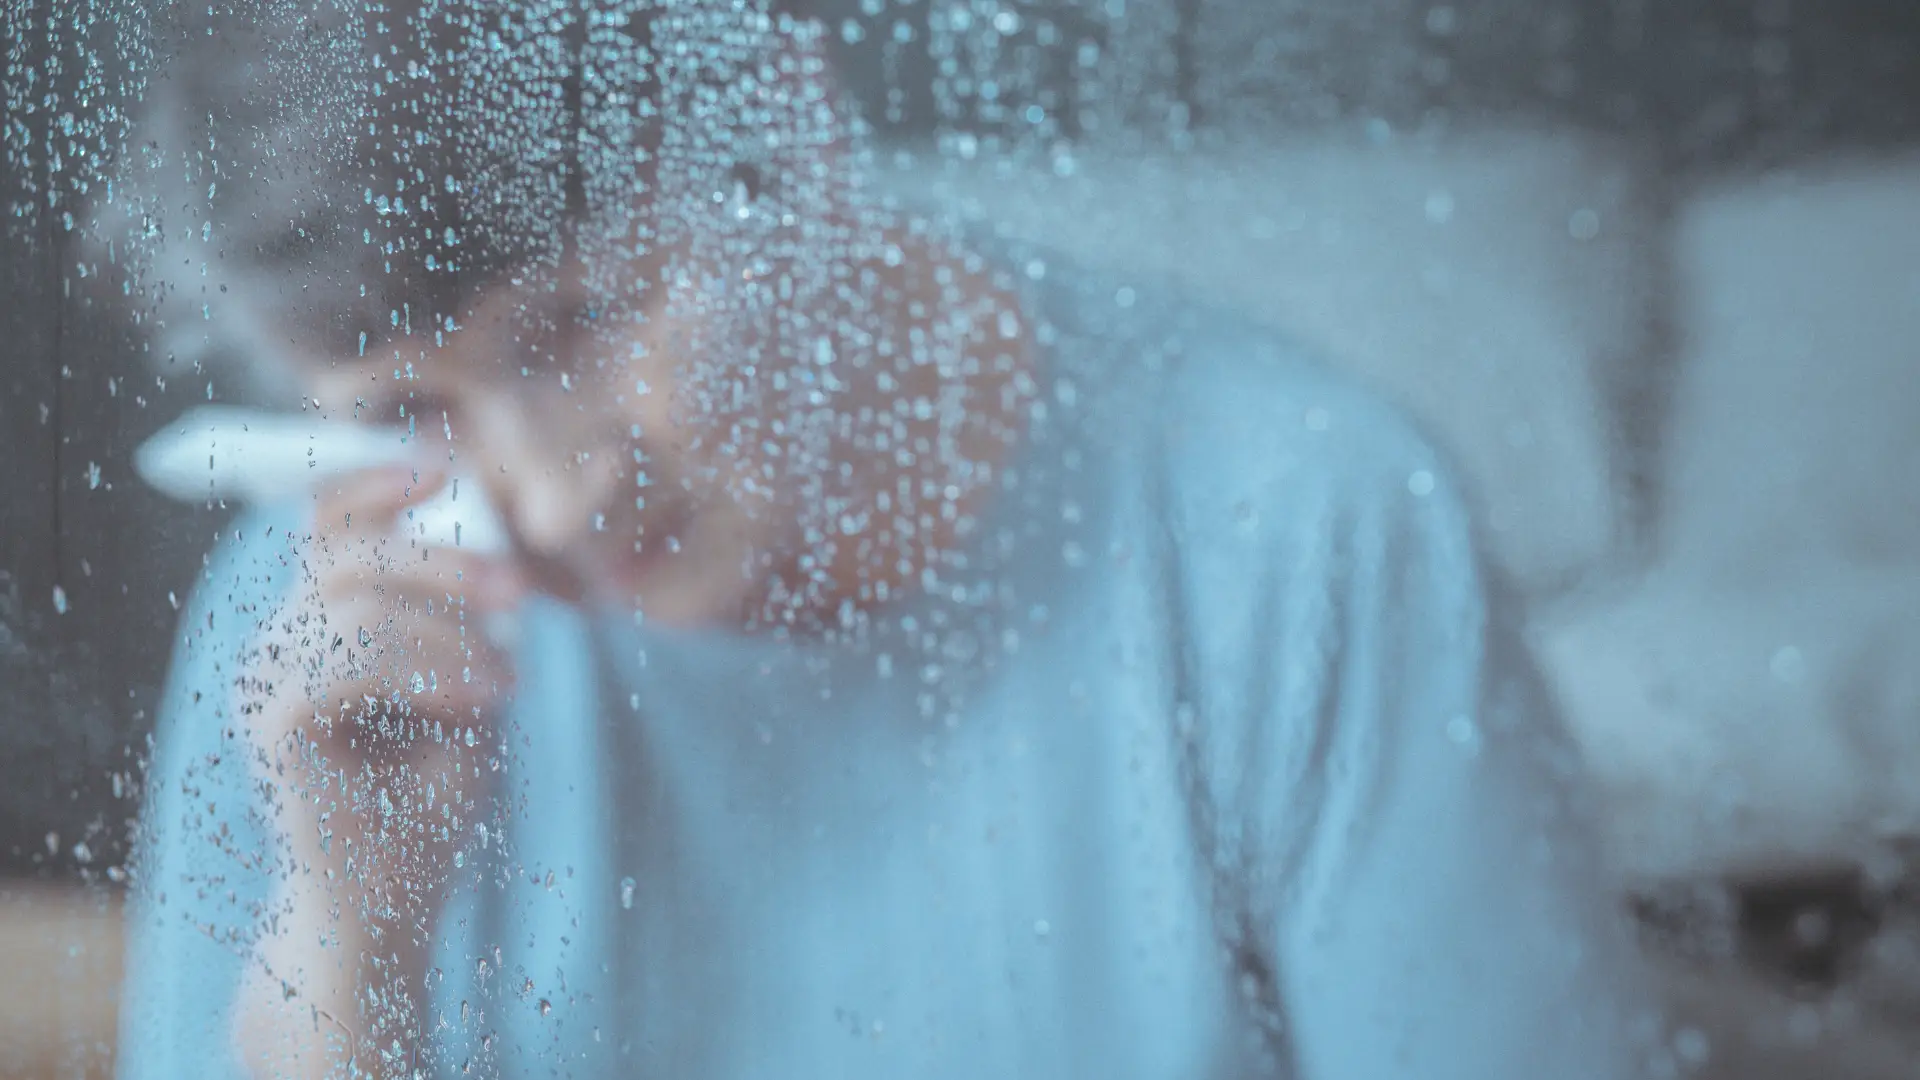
(100, 1), (1658, 1078)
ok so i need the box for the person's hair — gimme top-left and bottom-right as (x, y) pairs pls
(90, 0), (827, 396)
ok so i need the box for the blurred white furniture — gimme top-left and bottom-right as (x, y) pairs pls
(1538, 156), (1920, 880)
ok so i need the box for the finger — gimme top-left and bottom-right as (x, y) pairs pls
(284, 552), (517, 721)
(267, 611), (508, 741)
(311, 463), (449, 537)
(324, 586), (505, 681)
(310, 667), (507, 764)
(264, 573), (506, 697)
(369, 543), (528, 615)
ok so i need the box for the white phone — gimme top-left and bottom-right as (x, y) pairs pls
(135, 404), (511, 555)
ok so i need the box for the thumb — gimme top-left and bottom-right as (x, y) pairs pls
(311, 464), (449, 537)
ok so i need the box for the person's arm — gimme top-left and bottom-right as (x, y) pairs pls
(1258, 458), (1657, 1079)
(231, 469), (516, 1080)
(119, 473), (514, 1080)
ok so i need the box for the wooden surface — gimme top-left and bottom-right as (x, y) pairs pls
(0, 885), (120, 1080)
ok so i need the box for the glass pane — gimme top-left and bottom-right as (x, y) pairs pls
(5, 2), (1919, 1077)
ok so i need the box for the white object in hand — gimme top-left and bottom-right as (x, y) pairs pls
(135, 404), (510, 555)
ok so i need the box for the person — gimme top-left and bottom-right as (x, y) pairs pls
(104, 2), (1658, 1077)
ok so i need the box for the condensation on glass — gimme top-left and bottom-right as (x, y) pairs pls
(4, 3), (1920, 1079)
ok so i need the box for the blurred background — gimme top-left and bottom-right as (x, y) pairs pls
(4, 0), (1920, 1076)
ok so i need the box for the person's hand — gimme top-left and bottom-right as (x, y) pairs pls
(230, 465), (523, 1080)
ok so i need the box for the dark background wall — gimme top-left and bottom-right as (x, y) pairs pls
(1, 0), (230, 880)
(4, 0), (1920, 879)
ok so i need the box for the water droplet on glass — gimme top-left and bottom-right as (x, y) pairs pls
(1770, 646), (1808, 685)
(1673, 1027), (1711, 1066)
(1446, 715), (1481, 755)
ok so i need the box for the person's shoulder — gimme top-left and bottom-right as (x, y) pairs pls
(1138, 294), (1471, 535)
(998, 239), (1473, 538)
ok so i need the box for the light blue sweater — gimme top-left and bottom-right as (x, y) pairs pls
(120, 248), (1655, 1079)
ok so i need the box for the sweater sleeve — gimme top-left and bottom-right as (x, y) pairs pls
(117, 507), (304, 1080)
(1255, 441), (1656, 1080)
(1154, 347), (1659, 1079)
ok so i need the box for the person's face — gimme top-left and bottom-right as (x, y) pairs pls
(302, 251), (800, 623)
(288, 18), (876, 623)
